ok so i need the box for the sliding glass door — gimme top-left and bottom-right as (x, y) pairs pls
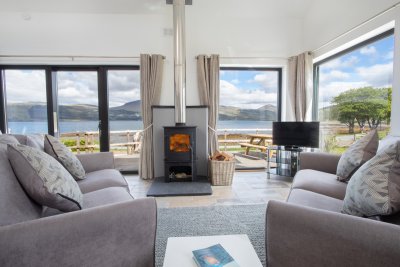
(107, 69), (141, 171)
(0, 65), (141, 171)
(56, 70), (99, 153)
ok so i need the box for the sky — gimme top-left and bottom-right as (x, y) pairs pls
(5, 69), (140, 107)
(318, 34), (394, 108)
(220, 70), (279, 109)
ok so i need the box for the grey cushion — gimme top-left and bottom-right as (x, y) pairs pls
(83, 187), (133, 209)
(336, 130), (379, 182)
(292, 169), (347, 200)
(0, 141), (41, 226)
(78, 169), (129, 194)
(12, 134), (44, 151)
(42, 187), (133, 217)
(343, 141), (400, 217)
(8, 144), (83, 212)
(44, 134), (86, 180)
(0, 135), (20, 145)
(287, 189), (344, 213)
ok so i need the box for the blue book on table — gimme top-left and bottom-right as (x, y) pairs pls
(192, 244), (240, 267)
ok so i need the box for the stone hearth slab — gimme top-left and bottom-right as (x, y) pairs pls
(147, 177), (212, 197)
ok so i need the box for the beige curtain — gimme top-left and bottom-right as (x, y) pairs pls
(287, 52), (313, 121)
(197, 54), (220, 156)
(139, 54), (164, 180)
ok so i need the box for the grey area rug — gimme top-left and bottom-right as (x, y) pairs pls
(147, 177), (212, 197)
(156, 204), (267, 267)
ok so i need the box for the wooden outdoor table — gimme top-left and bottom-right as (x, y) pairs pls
(239, 134), (273, 155)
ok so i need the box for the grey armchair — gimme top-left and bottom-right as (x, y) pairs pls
(266, 151), (400, 267)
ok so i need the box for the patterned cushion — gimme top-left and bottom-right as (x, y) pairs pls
(44, 135), (86, 180)
(336, 130), (378, 182)
(342, 141), (400, 217)
(8, 144), (83, 212)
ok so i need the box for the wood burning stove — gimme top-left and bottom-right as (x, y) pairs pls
(162, 1), (198, 182)
(164, 126), (196, 182)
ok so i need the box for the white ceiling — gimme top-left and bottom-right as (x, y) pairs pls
(0, 0), (399, 56)
(0, 0), (315, 17)
(1, 0), (398, 26)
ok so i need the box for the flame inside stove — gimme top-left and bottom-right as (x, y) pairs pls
(169, 134), (190, 152)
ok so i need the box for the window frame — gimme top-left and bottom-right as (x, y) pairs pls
(312, 29), (395, 121)
(219, 66), (283, 122)
(0, 64), (140, 152)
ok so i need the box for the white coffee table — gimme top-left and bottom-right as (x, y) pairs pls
(162, 234), (262, 267)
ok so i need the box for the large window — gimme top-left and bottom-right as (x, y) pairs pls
(218, 67), (281, 152)
(4, 69), (48, 134)
(0, 65), (141, 171)
(107, 69), (142, 159)
(314, 30), (394, 153)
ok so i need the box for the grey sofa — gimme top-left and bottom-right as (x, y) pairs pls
(0, 134), (157, 267)
(266, 137), (400, 267)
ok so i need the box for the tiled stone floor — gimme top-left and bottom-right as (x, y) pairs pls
(125, 171), (292, 208)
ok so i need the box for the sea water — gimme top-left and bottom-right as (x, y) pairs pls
(7, 120), (273, 134)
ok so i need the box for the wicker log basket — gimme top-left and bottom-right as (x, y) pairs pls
(210, 151), (236, 186)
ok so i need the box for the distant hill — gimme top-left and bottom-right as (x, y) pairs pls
(109, 100), (141, 120)
(7, 101), (142, 121)
(59, 104), (99, 120)
(110, 100), (141, 113)
(219, 104), (277, 121)
(8, 101), (277, 122)
(7, 103), (47, 121)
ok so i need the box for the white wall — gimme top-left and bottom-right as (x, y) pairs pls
(0, 1), (304, 107)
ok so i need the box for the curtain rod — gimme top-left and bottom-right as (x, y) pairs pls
(0, 55), (166, 60)
(195, 56), (287, 60)
(312, 1), (400, 53)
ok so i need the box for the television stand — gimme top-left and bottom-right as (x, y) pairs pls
(266, 146), (302, 179)
(283, 145), (303, 151)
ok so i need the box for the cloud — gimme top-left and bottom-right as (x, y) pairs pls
(108, 71), (140, 107)
(385, 51), (394, 60)
(220, 80), (277, 109)
(108, 70), (140, 92)
(321, 56), (358, 70)
(319, 62), (393, 106)
(231, 79), (239, 84)
(359, 46), (376, 55)
(57, 72), (98, 105)
(4, 70), (47, 103)
(57, 71), (141, 106)
(319, 70), (350, 83)
(318, 81), (369, 107)
(251, 72), (278, 93)
(4, 69), (141, 108)
(356, 63), (393, 87)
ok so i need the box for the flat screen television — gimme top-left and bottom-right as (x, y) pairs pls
(272, 121), (320, 148)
